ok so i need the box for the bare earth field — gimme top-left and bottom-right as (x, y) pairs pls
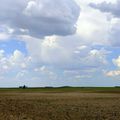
(0, 88), (120, 120)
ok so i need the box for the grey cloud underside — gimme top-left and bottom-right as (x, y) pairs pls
(0, 0), (80, 38)
(89, 1), (120, 17)
(89, 0), (120, 47)
(109, 22), (120, 47)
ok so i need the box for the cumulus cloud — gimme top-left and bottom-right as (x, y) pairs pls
(0, 48), (59, 81)
(0, 0), (80, 38)
(1, 0), (117, 85)
(21, 35), (109, 71)
(113, 56), (120, 67)
(89, 1), (120, 47)
(89, 0), (120, 18)
(105, 56), (120, 77)
(106, 70), (120, 77)
(0, 49), (29, 72)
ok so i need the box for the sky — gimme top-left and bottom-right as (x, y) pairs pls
(0, 0), (120, 87)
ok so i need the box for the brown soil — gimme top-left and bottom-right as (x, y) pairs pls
(0, 92), (120, 120)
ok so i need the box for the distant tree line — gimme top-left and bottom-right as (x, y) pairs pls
(19, 85), (27, 89)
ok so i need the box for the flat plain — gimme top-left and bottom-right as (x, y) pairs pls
(0, 87), (120, 120)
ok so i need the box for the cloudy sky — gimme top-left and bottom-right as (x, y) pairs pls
(0, 0), (120, 87)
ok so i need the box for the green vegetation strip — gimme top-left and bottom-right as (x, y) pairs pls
(0, 87), (120, 93)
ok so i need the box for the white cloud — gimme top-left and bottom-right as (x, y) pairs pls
(0, 49), (30, 73)
(0, 49), (59, 81)
(113, 56), (120, 67)
(21, 35), (110, 71)
(106, 70), (120, 77)
(0, 0), (80, 38)
(89, 0), (120, 47)
(0, 33), (10, 40)
(105, 55), (120, 77)
(74, 0), (111, 46)
(0, 0), (118, 85)
(16, 70), (28, 79)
